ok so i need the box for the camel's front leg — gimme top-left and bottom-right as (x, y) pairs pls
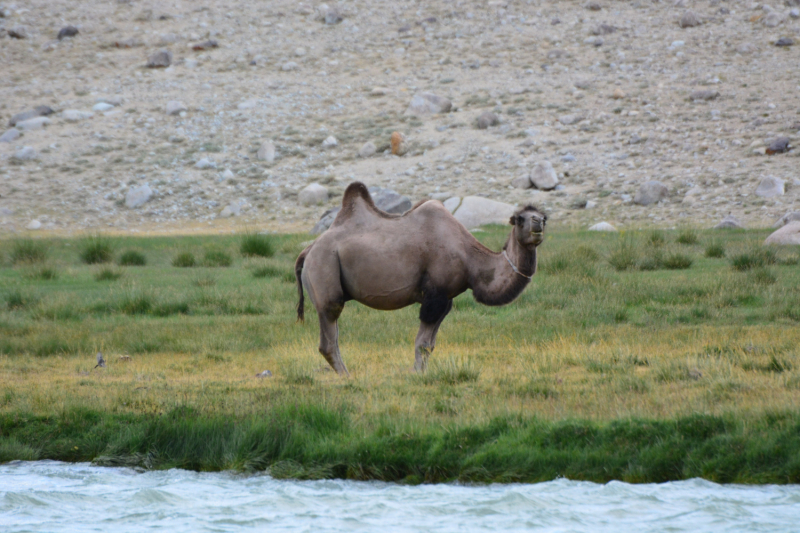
(414, 297), (453, 372)
(318, 306), (349, 375)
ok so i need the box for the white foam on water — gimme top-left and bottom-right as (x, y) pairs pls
(1, 461), (799, 532)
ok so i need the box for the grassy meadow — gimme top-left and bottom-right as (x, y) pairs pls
(1, 226), (799, 483)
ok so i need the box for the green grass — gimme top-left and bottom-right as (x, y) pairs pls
(202, 250), (232, 267)
(118, 250), (147, 266)
(172, 252), (196, 267)
(1, 228), (799, 483)
(240, 231), (275, 258)
(11, 238), (49, 265)
(80, 235), (114, 264)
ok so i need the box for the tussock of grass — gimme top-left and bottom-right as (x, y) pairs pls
(240, 232), (275, 258)
(11, 238), (49, 265)
(118, 250), (147, 266)
(415, 357), (480, 385)
(705, 241), (726, 258)
(173, 252), (196, 267)
(609, 238), (638, 271)
(80, 235), (114, 264)
(202, 250), (232, 267)
(731, 248), (777, 271)
(24, 265), (59, 280)
(647, 231), (666, 247)
(662, 253), (693, 270)
(94, 267), (123, 281)
(676, 229), (699, 245)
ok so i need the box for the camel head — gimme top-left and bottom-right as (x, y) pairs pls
(509, 205), (547, 248)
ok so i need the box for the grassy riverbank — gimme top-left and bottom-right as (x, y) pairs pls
(1, 227), (799, 483)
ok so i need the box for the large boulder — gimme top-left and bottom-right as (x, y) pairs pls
(310, 187), (413, 234)
(8, 105), (53, 127)
(755, 176), (785, 197)
(125, 184), (152, 208)
(529, 161), (559, 190)
(0, 129), (20, 143)
(764, 221), (800, 245)
(15, 117), (51, 131)
(588, 221), (618, 232)
(452, 196), (515, 229)
(714, 214), (744, 229)
(299, 183), (329, 206)
(774, 211), (800, 228)
(634, 181), (669, 205)
(405, 92), (452, 115)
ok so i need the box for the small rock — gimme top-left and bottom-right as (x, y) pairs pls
(165, 100), (187, 115)
(766, 137), (791, 154)
(220, 202), (241, 218)
(194, 158), (216, 170)
(324, 7), (342, 24)
(12, 146), (38, 161)
(369, 187), (413, 214)
(125, 184), (152, 208)
(370, 87), (389, 97)
(755, 176), (785, 197)
(92, 102), (114, 112)
(690, 90), (720, 101)
(588, 221), (618, 232)
(237, 100), (258, 110)
(585, 200), (597, 209)
(7, 25), (28, 39)
(191, 39), (218, 51)
(591, 23), (616, 35)
(322, 136), (338, 148)
(679, 10), (701, 27)
(115, 37), (145, 48)
(96, 96), (123, 107)
(147, 49), (172, 68)
(358, 141), (376, 158)
(452, 196), (516, 229)
(775, 37), (794, 46)
(406, 92), (452, 115)
(574, 80), (593, 90)
(612, 88), (626, 99)
(0, 129), (20, 143)
(714, 214), (744, 229)
(9, 105), (54, 127)
(791, 8), (800, 19)
(530, 161), (559, 190)
(14, 117), (50, 131)
(764, 221), (800, 245)
(476, 112), (499, 129)
(294, 47), (306, 57)
(281, 61), (299, 71)
(256, 370), (273, 378)
(221, 169), (235, 180)
(257, 140), (276, 162)
(762, 11), (785, 26)
(299, 183), (329, 206)
(774, 211), (800, 227)
(26, 220), (42, 230)
(737, 42), (756, 54)
(561, 154), (576, 163)
(61, 109), (94, 122)
(57, 26), (79, 40)
(391, 131), (408, 156)
(558, 114), (585, 125)
(634, 181), (669, 205)
(443, 197), (461, 213)
(511, 174), (533, 189)
(584, 36), (603, 47)
(585, 1), (602, 10)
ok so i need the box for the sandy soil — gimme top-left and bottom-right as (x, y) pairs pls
(1, 0), (799, 235)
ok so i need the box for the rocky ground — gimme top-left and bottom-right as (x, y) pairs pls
(1, 0), (799, 236)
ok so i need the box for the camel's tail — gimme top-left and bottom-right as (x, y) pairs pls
(295, 245), (312, 323)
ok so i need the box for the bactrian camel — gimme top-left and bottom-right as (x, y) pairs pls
(295, 182), (547, 374)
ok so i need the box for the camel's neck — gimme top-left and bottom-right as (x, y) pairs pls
(469, 232), (537, 306)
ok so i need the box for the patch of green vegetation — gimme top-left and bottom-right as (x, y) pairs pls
(731, 248), (777, 271)
(80, 235), (114, 264)
(172, 252), (196, 268)
(240, 232), (275, 258)
(676, 229), (699, 245)
(94, 267), (123, 281)
(118, 250), (147, 266)
(202, 250), (232, 267)
(11, 239), (49, 265)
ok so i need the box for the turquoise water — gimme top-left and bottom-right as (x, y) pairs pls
(2, 461), (799, 532)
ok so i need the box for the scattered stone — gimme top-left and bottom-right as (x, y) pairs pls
(585, 200), (597, 209)
(588, 221), (618, 232)
(165, 100), (187, 115)
(405, 92), (452, 115)
(634, 181), (669, 205)
(561, 153), (576, 163)
(221, 169), (235, 180)
(774, 211), (800, 228)
(766, 136), (791, 154)
(762, 11), (785, 27)
(256, 370), (273, 378)
(96, 96), (123, 107)
(679, 10), (701, 28)
(737, 42), (756, 54)
(281, 61), (299, 71)
(452, 196), (516, 229)
(476, 111), (499, 129)
(391, 131), (408, 156)
(714, 214), (744, 229)
(511, 174), (533, 189)
(585, 1), (602, 11)
(219, 202), (241, 217)
(443, 197), (461, 213)
(191, 39), (218, 51)
(791, 8), (800, 19)
(92, 102), (114, 112)
(125, 184), (152, 208)
(57, 26), (79, 40)
(257, 140), (276, 162)
(14, 117), (50, 131)
(775, 37), (794, 46)
(0, 129), (20, 143)
(194, 158), (216, 170)
(115, 37), (144, 48)
(7, 25), (28, 39)
(558, 114), (585, 125)
(764, 221), (800, 245)
(370, 87), (389, 97)
(690, 90), (720, 101)
(322, 136), (338, 148)
(755, 176), (785, 197)
(12, 146), (38, 161)
(61, 109), (94, 122)
(294, 47), (306, 57)
(584, 36), (603, 47)
(574, 79), (593, 90)
(26, 220), (42, 230)
(530, 161), (559, 190)
(358, 141), (376, 158)
(324, 7), (342, 24)
(299, 183), (329, 206)
(612, 88), (626, 99)
(9, 105), (53, 127)
(146, 49), (172, 68)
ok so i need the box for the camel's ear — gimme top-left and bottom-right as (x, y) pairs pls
(509, 216), (517, 226)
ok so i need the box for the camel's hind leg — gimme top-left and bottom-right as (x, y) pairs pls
(318, 304), (349, 375)
(301, 256), (350, 375)
(414, 293), (453, 372)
